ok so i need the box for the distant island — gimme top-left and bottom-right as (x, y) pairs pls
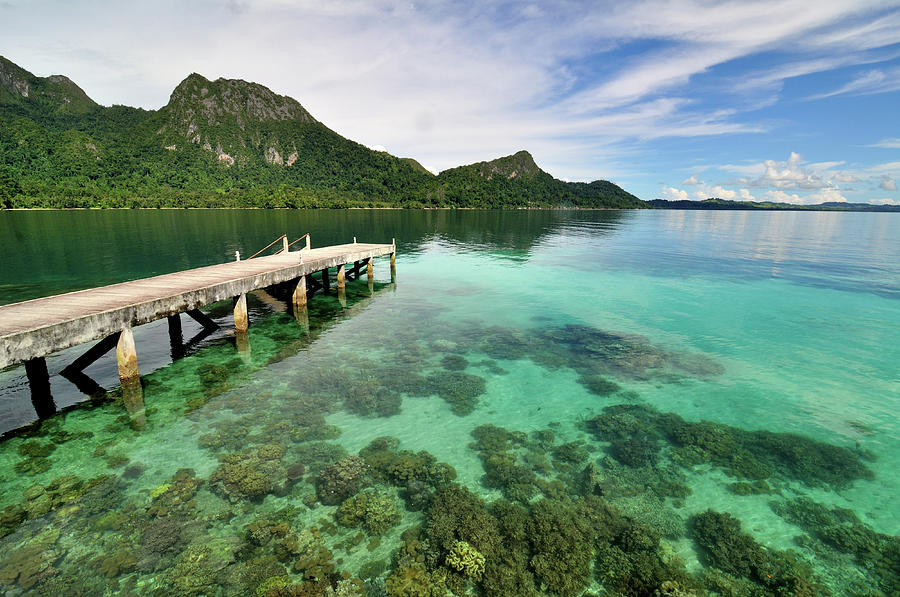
(647, 198), (900, 213)
(0, 56), (642, 210)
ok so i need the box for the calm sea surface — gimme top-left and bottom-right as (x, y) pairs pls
(0, 209), (897, 596)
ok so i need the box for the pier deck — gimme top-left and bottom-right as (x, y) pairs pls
(0, 241), (394, 370)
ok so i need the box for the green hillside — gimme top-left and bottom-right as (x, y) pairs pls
(0, 57), (643, 209)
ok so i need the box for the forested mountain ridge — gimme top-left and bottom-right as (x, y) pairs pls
(0, 57), (644, 209)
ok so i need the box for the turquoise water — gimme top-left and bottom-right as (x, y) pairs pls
(0, 209), (897, 596)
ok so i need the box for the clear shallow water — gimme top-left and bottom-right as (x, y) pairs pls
(0, 209), (898, 596)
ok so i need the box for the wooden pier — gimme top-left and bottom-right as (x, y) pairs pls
(0, 234), (396, 418)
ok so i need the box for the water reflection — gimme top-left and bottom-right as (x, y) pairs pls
(0, 210), (630, 305)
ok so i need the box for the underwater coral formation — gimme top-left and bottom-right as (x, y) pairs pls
(316, 455), (369, 505)
(586, 404), (874, 488)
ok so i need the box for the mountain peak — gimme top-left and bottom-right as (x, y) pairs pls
(0, 55), (96, 112)
(166, 73), (314, 124)
(470, 150), (542, 180)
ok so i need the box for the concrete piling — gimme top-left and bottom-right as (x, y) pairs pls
(234, 293), (249, 334)
(337, 264), (346, 290)
(293, 276), (308, 309)
(115, 327), (140, 384)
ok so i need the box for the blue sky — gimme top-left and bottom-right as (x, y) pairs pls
(2, 0), (899, 203)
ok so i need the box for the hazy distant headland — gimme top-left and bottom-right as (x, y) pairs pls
(0, 56), (642, 210)
(647, 198), (900, 213)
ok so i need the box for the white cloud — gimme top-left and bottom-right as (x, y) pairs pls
(763, 190), (802, 203)
(708, 185), (737, 199)
(868, 161), (900, 175)
(748, 152), (832, 190)
(662, 186), (689, 201)
(807, 66), (900, 100)
(879, 175), (898, 191)
(370, 144), (387, 152)
(681, 174), (701, 185)
(869, 137), (900, 148)
(739, 188), (755, 200)
(762, 188), (847, 204)
(805, 188), (849, 203)
(869, 197), (900, 205)
(831, 173), (860, 183)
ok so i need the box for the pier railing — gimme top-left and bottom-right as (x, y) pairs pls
(247, 233), (311, 260)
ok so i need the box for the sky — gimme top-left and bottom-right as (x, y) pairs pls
(2, 0), (900, 204)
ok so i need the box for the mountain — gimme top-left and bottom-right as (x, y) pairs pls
(647, 198), (900, 212)
(0, 56), (97, 114)
(430, 151), (644, 208)
(0, 56), (642, 209)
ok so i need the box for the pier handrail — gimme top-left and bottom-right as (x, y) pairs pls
(277, 233), (311, 254)
(248, 233), (311, 259)
(247, 234), (287, 259)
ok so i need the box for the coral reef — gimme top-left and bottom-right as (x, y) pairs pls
(691, 509), (822, 595)
(578, 374), (621, 396)
(345, 379), (402, 418)
(771, 497), (900, 594)
(424, 371), (487, 416)
(0, 528), (60, 590)
(335, 489), (401, 535)
(440, 354), (468, 371)
(210, 446), (287, 502)
(316, 455), (369, 505)
(445, 540), (485, 580)
(527, 499), (596, 596)
(586, 404), (874, 488)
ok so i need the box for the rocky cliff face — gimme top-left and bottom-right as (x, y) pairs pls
(158, 73), (316, 166)
(474, 150), (541, 180)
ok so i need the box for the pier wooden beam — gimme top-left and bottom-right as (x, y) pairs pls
(233, 293), (249, 334)
(60, 368), (107, 398)
(25, 357), (56, 420)
(115, 327), (140, 384)
(61, 332), (120, 376)
(186, 309), (219, 331)
(337, 264), (346, 290)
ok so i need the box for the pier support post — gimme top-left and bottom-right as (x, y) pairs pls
(282, 235), (289, 254)
(337, 264), (346, 290)
(116, 327), (140, 384)
(234, 293), (249, 334)
(305, 235), (311, 251)
(292, 276), (308, 309)
(25, 357), (57, 420)
(322, 269), (330, 292)
(367, 260), (374, 294)
(390, 251), (396, 281)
